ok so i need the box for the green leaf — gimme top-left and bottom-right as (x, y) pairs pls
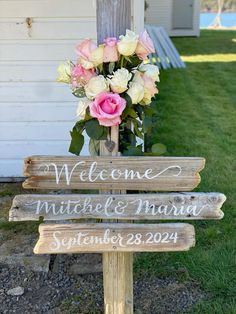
(128, 55), (142, 67)
(108, 62), (115, 74)
(123, 145), (143, 156)
(122, 107), (138, 119)
(75, 121), (85, 133)
(151, 143), (167, 155)
(85, 119), (108, 140)
(72, 88), (86, 98)
(124, 56), (132, 63)
(119, 127), (136, 153)
(69, 130), (84, 156)
(135, 105), (144, 119)
(128, 109), (138, 118)
(132, 119), (144, 139)
(89, 138), (100, 156)
(121, 94), (133, 119)
(143, 116), (153, 133)
(143, 105), (155, 116)
(122, 93), (132, 108)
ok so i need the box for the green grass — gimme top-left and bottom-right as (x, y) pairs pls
(136, 30), (236, 312)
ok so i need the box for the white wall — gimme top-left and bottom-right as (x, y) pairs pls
(0, 0), (144, 179)
(145, 0), (200, 37)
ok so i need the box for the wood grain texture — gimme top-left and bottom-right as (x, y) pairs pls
(9, 192), (226, 222)
(22, 156), (205, 191)
(33, 223), (195, 254)
(96, 0), (131, 43)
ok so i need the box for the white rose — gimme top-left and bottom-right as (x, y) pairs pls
(117, 30), (138, 56)
(76, 98), (91, 120)
(108, 68), (132, 93)
(139, 64), (160, 82)
(127, 82), (144, 104)
(56, 61), (71, 84)
(85, 75), (109, 99)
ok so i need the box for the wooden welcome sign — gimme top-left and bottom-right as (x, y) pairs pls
(9, 155), (226, 256)
(9, 153), (226, 314)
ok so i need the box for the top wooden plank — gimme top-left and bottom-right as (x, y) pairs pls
(23, 156), (205, 191)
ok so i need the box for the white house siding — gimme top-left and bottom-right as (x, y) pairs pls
(0, 0), (144, 179)
(145, 0), (200, 37)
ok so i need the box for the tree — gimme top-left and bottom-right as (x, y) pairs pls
(210, 0), (223, 27)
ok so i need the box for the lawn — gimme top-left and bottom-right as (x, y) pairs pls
(136, 30), (236, 313)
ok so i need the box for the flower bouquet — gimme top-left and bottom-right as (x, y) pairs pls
(57, 29), (165, 156)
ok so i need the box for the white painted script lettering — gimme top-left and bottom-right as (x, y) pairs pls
(39, 162), (182, 185)
(26, 196), (205, 218)
(49, 229), (179, 251)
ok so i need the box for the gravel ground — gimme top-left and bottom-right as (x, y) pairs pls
(0, 255), (203, 314)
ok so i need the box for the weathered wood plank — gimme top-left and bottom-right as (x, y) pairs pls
(33, 223), (195, 254)
(9, 193), (226, 221)
(22, 156), (205, 191)
(96, 0), (131, 44)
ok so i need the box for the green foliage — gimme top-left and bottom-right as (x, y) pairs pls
(132, 119), (143, 139)
(123, 145), (143, 156)
(89, 138), (100, 156)
(85, 119), (108, 140)
(69, 129), (84, 156)
(108, 62), (115, 74)
(119, 126), (136, 153)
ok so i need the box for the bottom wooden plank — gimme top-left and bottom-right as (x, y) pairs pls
(34, 223), (195, 254)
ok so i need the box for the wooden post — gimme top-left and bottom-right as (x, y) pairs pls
(96, 1), (133, 313)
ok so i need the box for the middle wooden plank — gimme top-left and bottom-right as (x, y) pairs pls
(9, 192), (225, 221)
(23, 156), (205, 190)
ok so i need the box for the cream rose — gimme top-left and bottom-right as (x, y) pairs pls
(90, 44), (104, 67)
(56, 61), (71, 84)
(131, 70), (158, 105)
(85, 75), (109, 100)
(76, 98), (91, 120)
(127, 82), (144, 104)
(117, 30), (138, 56)
(139, 64), (160, 82)
(108, 68), (132, 93)
(140, 89), (152, 106)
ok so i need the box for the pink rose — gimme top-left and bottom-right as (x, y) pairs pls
(89, 92), (126, 126)
(76, 39), (96, 60)
(135, 30), (155, 60)
(71, 64), (96, 87)
(103, 37), (119, 62)
(142, 74), (158, 97)
(75, 39), (97, 69)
